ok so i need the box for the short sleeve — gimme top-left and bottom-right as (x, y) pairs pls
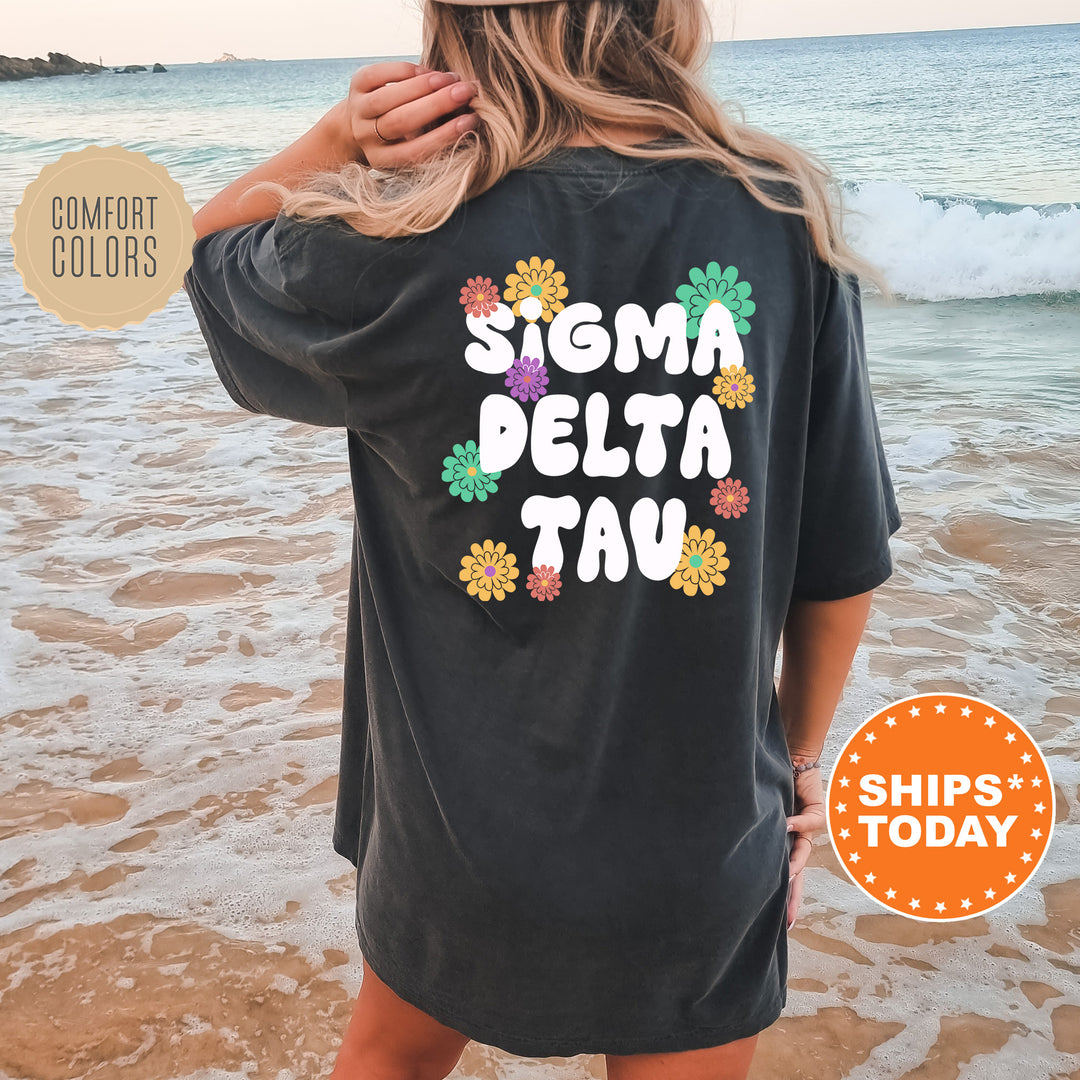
(183, 213), (349, 428)
(790, 265), (903, 601)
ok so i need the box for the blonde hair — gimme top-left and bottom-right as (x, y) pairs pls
(249, 0), (892, 299)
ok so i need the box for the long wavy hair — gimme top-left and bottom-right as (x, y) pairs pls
(250, 0), (892, 297)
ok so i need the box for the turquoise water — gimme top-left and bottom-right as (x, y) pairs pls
(714, 22), (1080, 206)
(1, 22), (1078, 297)
(1, 19), (1077, 630)
(0, 27), (1078, 1074)
(1, 20), (1077, 684)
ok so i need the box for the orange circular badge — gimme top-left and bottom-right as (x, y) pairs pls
(826, 693), (1054, 921)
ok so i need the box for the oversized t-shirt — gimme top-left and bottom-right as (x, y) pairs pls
(183, 138), (903, 1058)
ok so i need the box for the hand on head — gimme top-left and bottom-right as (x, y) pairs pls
(345, 60), (480, 169)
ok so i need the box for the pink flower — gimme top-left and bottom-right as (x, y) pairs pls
(459, 275), (501, 318)
(710, 477), (749, 518)
(527, 565), (561, 600)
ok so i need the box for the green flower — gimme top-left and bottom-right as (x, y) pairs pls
(676, 261), (755, 337)
(441, 439), (501, 502)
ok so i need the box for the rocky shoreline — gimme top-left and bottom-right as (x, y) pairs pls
(0, 52), (166, 81)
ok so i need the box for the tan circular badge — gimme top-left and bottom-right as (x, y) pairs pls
(11, 144), (195, 330)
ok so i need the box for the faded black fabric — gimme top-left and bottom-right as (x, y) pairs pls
(183, 139), (902, 1056)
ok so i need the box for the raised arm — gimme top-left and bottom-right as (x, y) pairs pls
(191, 60), (479, 240)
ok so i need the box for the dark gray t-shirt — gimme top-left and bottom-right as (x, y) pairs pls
(183, 140), (902, 1057)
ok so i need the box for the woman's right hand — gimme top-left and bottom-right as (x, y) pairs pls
(341, 60), (479, 169)
(785, 763), (826, 930)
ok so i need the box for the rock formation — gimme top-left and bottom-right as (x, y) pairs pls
(0, 52), (167, 81)
(0, 51), (103, 81)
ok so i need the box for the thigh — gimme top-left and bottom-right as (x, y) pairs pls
(331, 957), (471, 1080)
(606, 1033), (760, 1080)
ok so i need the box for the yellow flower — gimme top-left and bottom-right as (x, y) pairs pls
(504, 256), (568, 323)
(669, 525), (729, 596)
(712, 365), (756, 409)
(459, 538), (519, 601)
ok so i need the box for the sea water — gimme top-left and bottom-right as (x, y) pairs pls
(1, 21), (1078, 1080)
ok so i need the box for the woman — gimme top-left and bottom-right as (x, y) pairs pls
(183, 0), (903, 1076)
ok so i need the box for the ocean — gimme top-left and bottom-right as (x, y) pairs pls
(1, 20), (1078, 1080)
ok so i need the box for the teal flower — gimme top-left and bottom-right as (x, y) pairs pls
(442, 439), (501, 502)
(676, 261), (755, 337)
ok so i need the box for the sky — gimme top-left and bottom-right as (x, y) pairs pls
(3, 0), (1077, 67)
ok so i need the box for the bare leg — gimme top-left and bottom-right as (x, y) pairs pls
(606, 1033), (760, 1080)
(329, 957), (471, 1080)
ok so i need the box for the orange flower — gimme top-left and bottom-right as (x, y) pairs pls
(503, 256), (568, 322)
(712, 365), (756, 409)
(669, 525), (729, 596)
(459, 539), (519, 601)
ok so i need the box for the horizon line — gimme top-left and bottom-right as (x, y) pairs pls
(28, 18), (1078, 68)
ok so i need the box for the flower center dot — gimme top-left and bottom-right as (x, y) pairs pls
(484, 565), (497, 577)
(466, 466), (477, 476)
(541, 579), (548, 587)
(530, 284), (543, 296)
(689, 554), (703, 568)
(731, 383), (739, 392)
(523, 375), (531, 382)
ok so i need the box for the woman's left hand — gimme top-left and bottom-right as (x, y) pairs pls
(189, 60), (479, 241)
(343, 60), (479, 169)
(785, 765), (826, 931)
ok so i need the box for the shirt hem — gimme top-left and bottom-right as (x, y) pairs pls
(353, 908), (786, 1057)
(789, 547), (896, 602)
(333, 828), (359, 868)
(182, 267), (263, 416)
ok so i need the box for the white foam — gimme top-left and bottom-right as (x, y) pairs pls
(887, 428), (957, 469)
(2, 188), (1079, 1078)
(844, 180), (1080, 300)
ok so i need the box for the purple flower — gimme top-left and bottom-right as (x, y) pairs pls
(504, 355), (549, 402)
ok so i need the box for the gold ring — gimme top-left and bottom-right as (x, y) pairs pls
(373, 114), (392, 144)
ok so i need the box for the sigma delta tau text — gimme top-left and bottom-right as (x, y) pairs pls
(464, 297), (747, 582)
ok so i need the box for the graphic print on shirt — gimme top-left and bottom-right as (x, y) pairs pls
(451, 257), (755, 600)
(442, 439), (501, 503)
(459, 538), (519, 601)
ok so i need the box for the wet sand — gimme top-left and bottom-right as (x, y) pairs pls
(2, 300), (1080, 1079)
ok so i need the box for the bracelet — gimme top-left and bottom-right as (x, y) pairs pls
(792, 759), (821, 778)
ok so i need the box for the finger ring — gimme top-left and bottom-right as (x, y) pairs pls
(373, 114), (393, 144)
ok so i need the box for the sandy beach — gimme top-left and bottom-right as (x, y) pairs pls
(3, 23), (1080, 1077)
(2, 291), (1079, 1079)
